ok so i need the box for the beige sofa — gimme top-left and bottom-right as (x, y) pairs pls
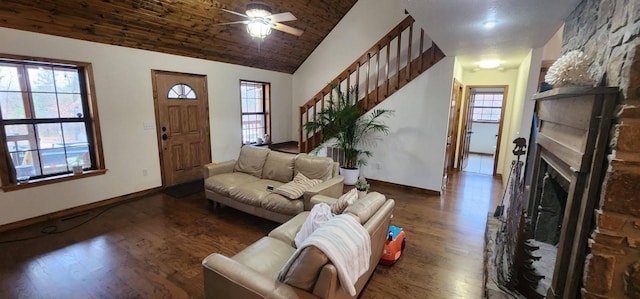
(202, 192), (396, 299)
(203, 146), (344, 223)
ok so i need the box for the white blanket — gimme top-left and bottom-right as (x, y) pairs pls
(279, 214), (371, 296)
(294, 203), (333, 248)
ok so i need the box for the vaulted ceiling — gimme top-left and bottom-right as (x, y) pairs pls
(0, 0), (357, 74)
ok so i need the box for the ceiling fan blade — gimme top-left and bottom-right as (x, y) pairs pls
(269, 12), (297, 23)
(219, 8), (249, 18)
(213, 21), (249, 26)
(273, 22), (304, 36)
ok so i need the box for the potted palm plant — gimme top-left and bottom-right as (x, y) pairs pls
(303, 84), (393, 185)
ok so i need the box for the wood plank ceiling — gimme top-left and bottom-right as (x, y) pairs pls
(0, 0), (358, 74)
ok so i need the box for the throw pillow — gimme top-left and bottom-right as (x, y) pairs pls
(274, 172), (322, 200)
(331, 188), (358, 214)
(294, 203), (333, 248)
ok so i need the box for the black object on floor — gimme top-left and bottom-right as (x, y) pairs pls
(162, 179), (204, 198)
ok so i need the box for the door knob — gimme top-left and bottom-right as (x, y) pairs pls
(162, 134), (168, 140)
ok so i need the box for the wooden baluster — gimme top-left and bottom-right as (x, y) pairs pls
(407, 23), (413, 81)
(375, 47), (380, 104)
(385, 43), (390, 99)
(419, 29), (424, 73)
(365, 53), (370, 109)
(430, 41), (436, 66)
(299, 106), (303, 152)
(396, 31), (401, 90)
(355, 62), (360, 103)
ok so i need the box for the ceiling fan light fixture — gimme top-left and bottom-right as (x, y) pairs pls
(247, 19), (272, 38)
(246, 3), (272, 18)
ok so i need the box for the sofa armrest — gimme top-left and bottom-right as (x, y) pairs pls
(310, 194), (338, 209)
(302, 175), (345, 210)
(202, 160), (236, 178)
(202, 253), (317, 299)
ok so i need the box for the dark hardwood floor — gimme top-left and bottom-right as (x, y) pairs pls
(0, 172), (502, 298)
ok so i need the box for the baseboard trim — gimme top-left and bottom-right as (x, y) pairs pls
(368, 178), (441, 196)
(0, 187), (162, 233)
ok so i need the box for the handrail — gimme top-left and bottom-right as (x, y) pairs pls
(299, 16), (445, 153)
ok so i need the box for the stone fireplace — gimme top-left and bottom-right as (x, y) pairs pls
(485, 1), (640, 298)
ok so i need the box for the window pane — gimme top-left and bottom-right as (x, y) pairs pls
(5, 124), (29, 137)
(37, 123), (63, 149)
(0, 66), (22, 91)
(32, 93), (59, 118)
(63, 122), (89, 169)
(27, 66), (56, 92)
(0, 91), (26, 119)
(54, 68), (80, 93)
(58, 93), (83, 118)
(167, 83), (196, 99)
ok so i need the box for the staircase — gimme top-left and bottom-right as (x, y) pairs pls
(298, 16), (446, 153)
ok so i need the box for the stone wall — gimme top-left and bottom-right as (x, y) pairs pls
(562, 0), (640, 298)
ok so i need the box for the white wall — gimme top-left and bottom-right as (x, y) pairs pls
(0, 28), (293, 226)
(460, 68), (519, 176)
(360, 58), (455, 191)
(469, 122), (499, 154)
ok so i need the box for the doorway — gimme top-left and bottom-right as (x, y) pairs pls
(458, 86), (507, 176)
(151, 70), (211, 187)
(442, 79), (463, 190)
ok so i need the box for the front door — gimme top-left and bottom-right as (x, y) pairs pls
(152, 70), (211, 186)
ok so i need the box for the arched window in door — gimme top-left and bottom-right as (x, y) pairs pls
(167, 83), (197, 99)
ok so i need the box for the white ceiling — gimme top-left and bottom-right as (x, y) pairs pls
(405, 0), (581, 70)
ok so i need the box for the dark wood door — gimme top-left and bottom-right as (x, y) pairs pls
(460, 89), (475, 170)
(152, 71), (211, 186)
(442, 79), (463, 190)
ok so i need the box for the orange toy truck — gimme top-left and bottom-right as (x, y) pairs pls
(379, 225), (405, 265)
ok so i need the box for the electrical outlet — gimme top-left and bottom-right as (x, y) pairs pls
(142, 169), (148, 176)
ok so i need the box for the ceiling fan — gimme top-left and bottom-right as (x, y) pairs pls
(215, 2), (304, 38)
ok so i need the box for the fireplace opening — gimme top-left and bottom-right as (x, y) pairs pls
(524, 166), (570, 297)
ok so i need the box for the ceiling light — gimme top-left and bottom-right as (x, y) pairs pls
(483, 21), (497, 29)
(247, 19), (272, 38)
(479, 60), (501, 69)
(246, 3), (272, 18)
(245, 3), (272, 38)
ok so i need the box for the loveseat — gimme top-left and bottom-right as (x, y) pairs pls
(202, 192), (396, 299)
(202, 146), (344, 223)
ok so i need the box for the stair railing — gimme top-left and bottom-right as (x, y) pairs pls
(299, 15), (445, 153)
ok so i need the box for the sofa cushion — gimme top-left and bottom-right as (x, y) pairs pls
(232, 237), (296, 280)
(229, 179), (283, 207)
(281, 246), (328, 291)
(331, 188), (358, 214)
(234, 146), (270, 177)
(294, 154), (334, 181)
(344, 192), (386, 224)
(262, 193), (305, 215)
(273, 173), (322, 200)
(204, 172), (260, 196)
(262, 151), (296, 183)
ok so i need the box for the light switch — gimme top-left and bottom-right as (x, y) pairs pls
(143, 122), (155, 130)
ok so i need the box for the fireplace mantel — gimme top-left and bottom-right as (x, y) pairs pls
(528, 86), (618, 298)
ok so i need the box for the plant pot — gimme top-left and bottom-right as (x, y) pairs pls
(72, 165), (83, 175)
(340, 167), (359, 185)
(357, 190), (368, 199)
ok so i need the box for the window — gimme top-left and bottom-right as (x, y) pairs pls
(0, 55), (104, 190)
(240, 80), (270, 145)
(471, 92), (503, 122)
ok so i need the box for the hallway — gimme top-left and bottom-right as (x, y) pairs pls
(0, 172), (503, 298)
